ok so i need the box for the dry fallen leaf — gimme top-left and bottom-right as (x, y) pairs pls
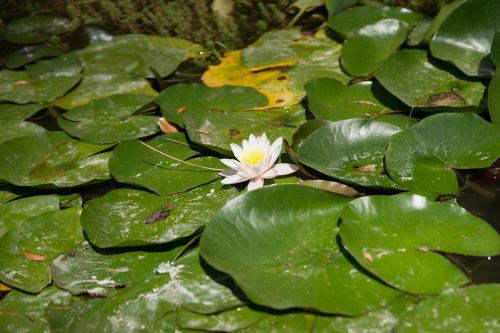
(24, 250), (45, 261)
(158, 117), (179, 133)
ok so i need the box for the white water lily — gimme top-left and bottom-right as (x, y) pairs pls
(220, 133), (299, 191)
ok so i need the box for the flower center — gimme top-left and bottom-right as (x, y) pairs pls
(242, 149), (266, 165)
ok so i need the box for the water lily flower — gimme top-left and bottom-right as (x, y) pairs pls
(220, 133), (299, 190)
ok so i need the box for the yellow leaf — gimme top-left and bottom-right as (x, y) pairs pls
(0, 283), (11, 292)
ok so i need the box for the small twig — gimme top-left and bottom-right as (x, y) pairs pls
(287, 0), (313, 27)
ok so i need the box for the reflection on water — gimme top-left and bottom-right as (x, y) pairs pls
(454, 161), (500, 283)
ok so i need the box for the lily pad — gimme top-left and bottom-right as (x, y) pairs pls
(51, 246), (178, 296)
(298, 119), (402, 189)
(0, 120), (45, 145)
(421, 0), (466, 43)
(0, 208), (83, 293)
(81, 182), (238, 248)
(0, 131), (111, 187)
(327, 6), (422, 38)
(487, 34), (500, 129)
(109, 134), (221, 195)
(200, 184), (401, 315)
(385, 113), (500, 194)
(176, 307), (265, 332)
(0, 315), (46, 333)
(5, 45), (64, 69)
(57, 94), (158, 144)
(375, 49), (485, 108)
(339, 193), (500, 294)
(305, 78), (407, 122)
(158, 83), (268, 126)
(77, 34), (202, 78)
(0, 194), (60, 237)
(341, 19), (411, 77)
(238, 313), (314, 333)
(54, 72), (157, 110)
(0, 54), (82, 104)
(3, 16), (72, 44)
(396, 284), (500, 332)
(429, 0), (500, 77)
(0, 103), (46, 121)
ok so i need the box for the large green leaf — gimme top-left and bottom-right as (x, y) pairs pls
(0, 120), (45, 145)
(429, 0), (500, 77)
(305, 78), (408, 122)
(158, 83), (268, 126)
(238, 313), (314, 333)
(0, 208), (83, 293)
(0, 54), (82, 104)
(298, 119), (402, 189)
(51, 245), (178, 296)
(327, 6), (422, 38)
(0, 315), (46, 333)
(200, 184), (401, 315)
(3, 16), (72, 44)
(77, 34), (202, 78)
(57, 94), (158, 144)
(109, 134), (221, 195)
(0, 131), (111, 187)
(396, 284), (500, 332)
(0, 103), (46, 121)
(176, 307), (265, 332)
(81, 182), (238, 248)
(339, 193), (500, 294)
(54, 72), (157, 110)
(421, 0), (466, 43)
(385, 113), (500, 194)
(5, 45), (64, 69)
(487, 34), (500, 129)
(375, 49), (485, 108)
(0, 194), (60, 237)
(341, 19), (411, 77)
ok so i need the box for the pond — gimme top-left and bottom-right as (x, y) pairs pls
(0, 0), (499, 332)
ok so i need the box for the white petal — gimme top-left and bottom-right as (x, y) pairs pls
(221, 174), (248, 185)
(268, 138), (283, 165)
(241, 138), (250, 151)
(247, 177), (264, 191)
(220, 158), (240, 169)
(270, 136), (283, 151)
(261, 167), (278, 179)
(271, 163), (299, 176)
(248, 134), (257, 145)
(258, 133), (269, 149)
(219, 168), (237, 177)
(230, 143), (244, 161)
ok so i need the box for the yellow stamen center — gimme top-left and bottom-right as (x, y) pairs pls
(242, 149), (266, 165)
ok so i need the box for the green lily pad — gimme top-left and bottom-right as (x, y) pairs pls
(0, 54), (82, 104)
(200, 184), (401, 315)
(0, 208), (83, 293)
(185, 104), (306, 154)
(406, 17), (433, 46)
(375, 49), (485, 108)
(0, 194), (60, 237)
(487, 34), (500, 130)
(238, 313), (314, 333)
(339, 193), (500, 294)
(0, 131), (111, 187)
(396, 284), (500, 332)
(5, 45), (64, 69)
(77, 34), (202, 78)
(327, 6), (422, 38)
(0, 315), (46, 333)
(298, 119), (402, 189)
(421, 0), (466, 43)
(0, 103), (46, 121)
(176, 307), (265, 332)
(305, 78), (407, 122)
(81, 182), (238, 248)
(57, 94), (158, 144)
(429, 0), (500, 77)
(3, 16), (72, 44)
(0, 187), (33, 205)
(0, 120), (45, 145)
(385, 113), (500, 194)
(341, 19), (411, 77)
(54, 72), (157, 110)
(51, 245), (178, 296)
(109, 134), (221, 195)
(325, 0), (359, 17)
(158, 83), (268, 126)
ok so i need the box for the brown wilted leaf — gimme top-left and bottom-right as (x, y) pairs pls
(157, 117), (179, 133)
(24, 250), (45, 261)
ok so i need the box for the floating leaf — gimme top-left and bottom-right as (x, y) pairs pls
(385, 113), (500, 194)
(396, 284), (500, 332)
(298, 119), (402, 189)
(6, 45), (64, 69)
(327, 6), (422, 38)
(341, 19), (411, 77)
(487, 34), (500, 130)
(77, 34), (202, 78)
(82, 182), (237, 247)
(0, 315), (46, 333)
(57, 94), (158, 144)
(0, 120), (45, 145)
(3, 16), (72, 44)
(0, 131), (111, 187)
(375, 49), (485, 108)
(339, 193), (500, 294)
(158, 83), (268, 126)
(421, 0), (466, 43)
(238, 313), (314, 333)
(176, 307), (265, 332)
(429, 0), (500, 77)
(0, 54), (82, 104)
(0, 103), (46, 121)
(200, 184), (401, 315)
(305, 78), (407, 122)
(0, 195), (60, 237)
(0, 208), (83, 293)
